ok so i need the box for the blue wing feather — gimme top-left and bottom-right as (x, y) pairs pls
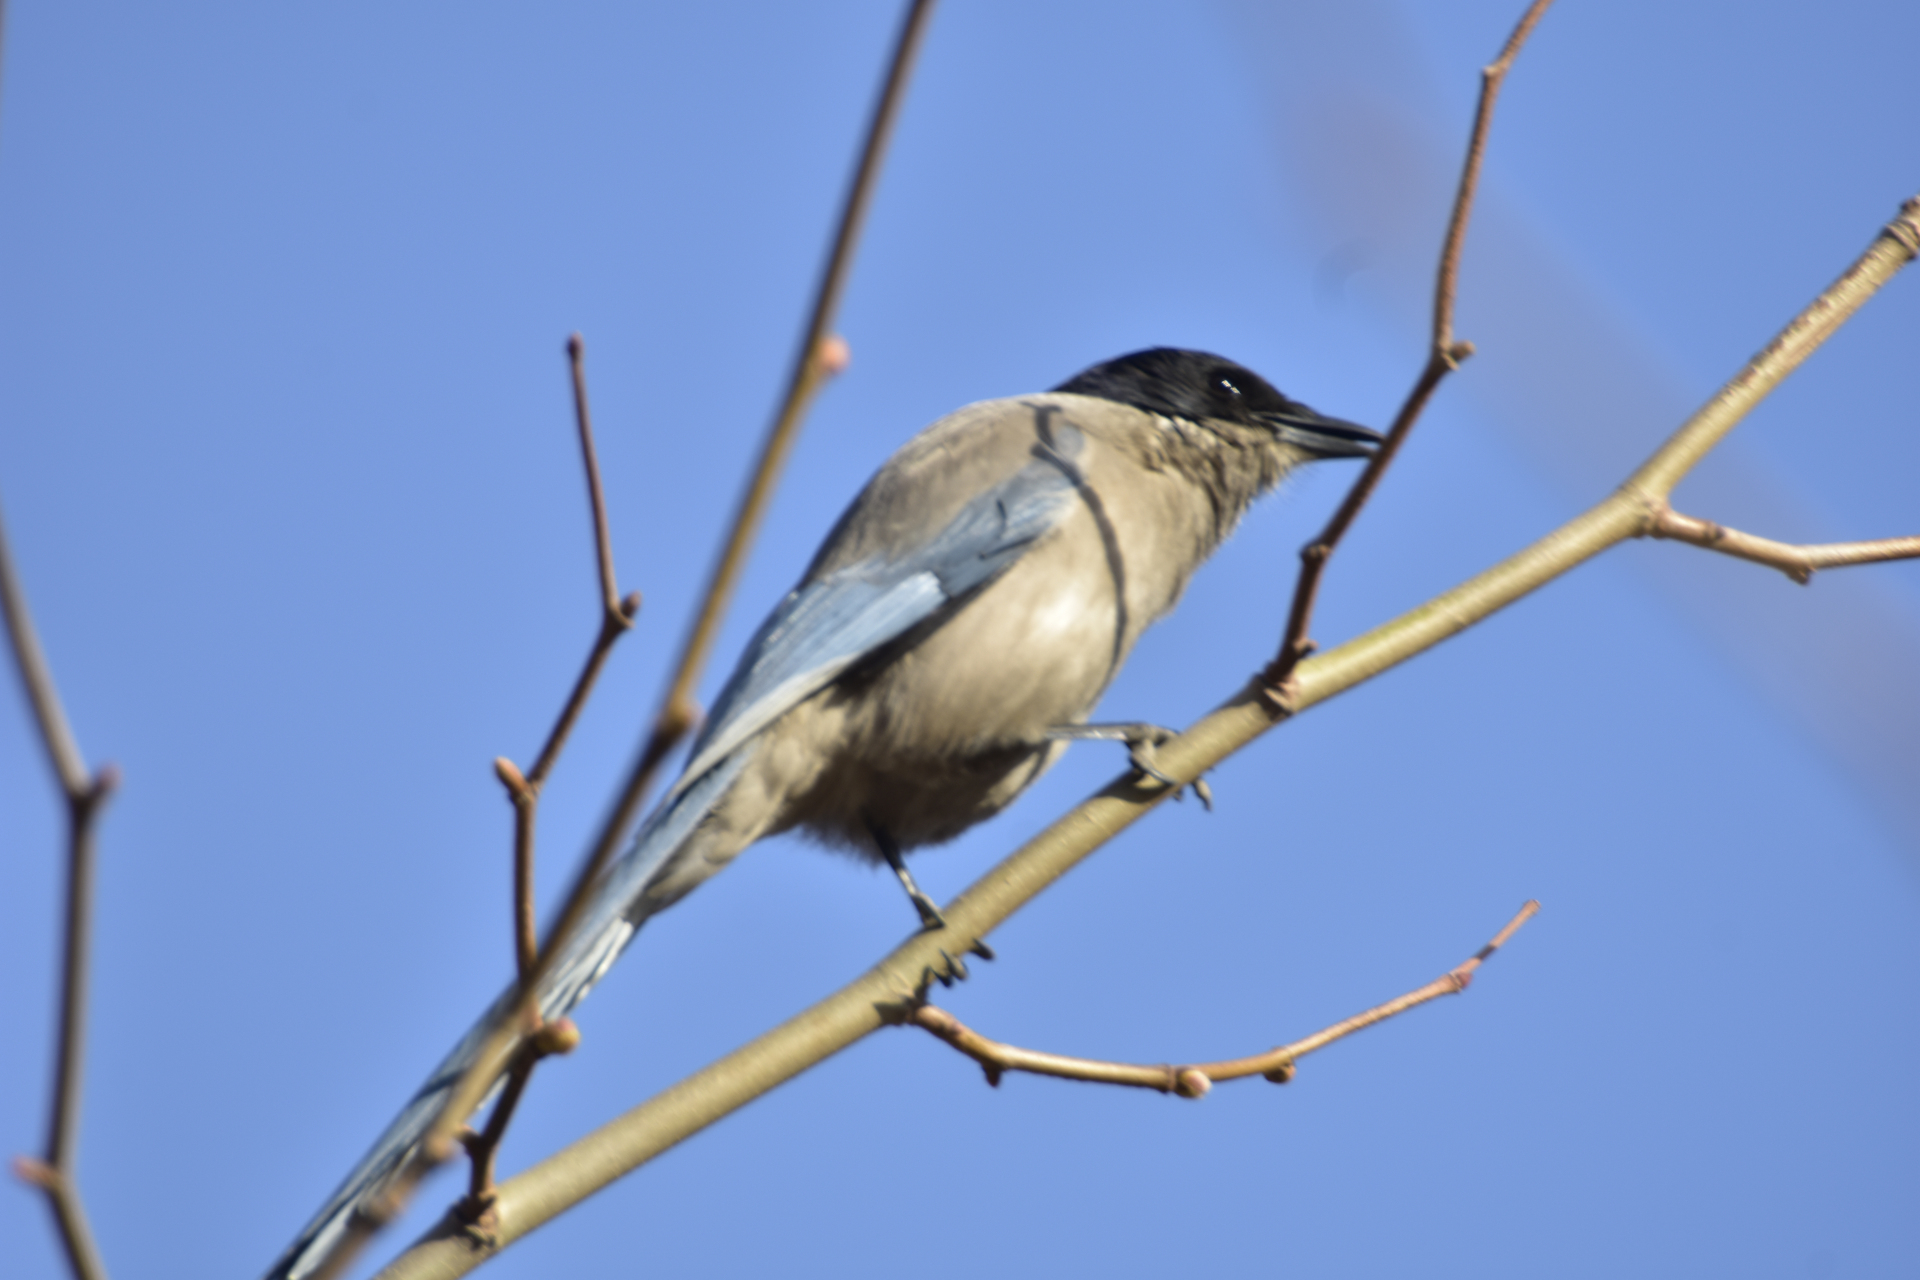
(676, 432), (1084, 790)
(266, 419), (1087, 1280)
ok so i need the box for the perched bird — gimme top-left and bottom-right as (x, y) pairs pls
(265, 347), (1377, 1279)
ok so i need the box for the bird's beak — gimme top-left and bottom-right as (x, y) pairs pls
(1261, 406), (1382, 459)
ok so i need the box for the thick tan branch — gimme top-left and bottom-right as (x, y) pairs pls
(1645, 503), (1920, 585)
(371, 189), (1914, 1280)
(1626, 197), (1920, 499)
(911, 902), (1537, 1097)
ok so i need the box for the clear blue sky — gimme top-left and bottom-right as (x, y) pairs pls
(4, 2), (1917, 1277)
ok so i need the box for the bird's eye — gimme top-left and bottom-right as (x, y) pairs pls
(1218, 377), (1241, 397)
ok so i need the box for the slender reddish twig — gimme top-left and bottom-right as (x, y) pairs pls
(427, 0), (935, 1150)
(912, 902), (1539, 1095)
(500, 334), (642, 980)
(456, 334), (638, 1211)
(1644, 502), (1920, 585)
(299, 9), (939, 1279)
(2, 499), (116, 1280)
(1266, 0), (1554, 698)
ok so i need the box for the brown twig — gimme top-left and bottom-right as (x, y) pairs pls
(500, 334), (642, 981)
(294, 9), (941, 1279)
(371, 194), (1920, 1280)
(1, 499), (115, 1280)
(911, 902), (1539, 1096)
(454, 335), (643, 1212)
(1266, 0), (1554, 698)
(1643, 501), (1920, 585)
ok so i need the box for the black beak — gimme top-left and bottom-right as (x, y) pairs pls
(1261, 406), (1381, 459)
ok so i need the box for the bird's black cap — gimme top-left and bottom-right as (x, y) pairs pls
(1053, 347), (1379, 459)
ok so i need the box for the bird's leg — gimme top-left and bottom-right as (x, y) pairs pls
(1047, 722), (1213, 810)
(866, 817), (946, 930)
(865, 816), (994, 969)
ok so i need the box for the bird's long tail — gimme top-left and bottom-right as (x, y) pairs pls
(263, 749), (753, 1280)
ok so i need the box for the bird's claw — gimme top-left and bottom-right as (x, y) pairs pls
(908, 888), (948, 932)
(1051, 721), (1214, 809)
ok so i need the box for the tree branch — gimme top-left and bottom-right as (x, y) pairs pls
(1643, 501), (1920, 585)
(450, 334), (638, 1223)
(911, 902), (1539, 1096)
(293, 8), (942, 1278)
(371, 183), (1920, 1280)
(2, 496), (116, 1280)
(1268, 0), (1554, 692)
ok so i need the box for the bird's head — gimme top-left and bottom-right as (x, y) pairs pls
(1052, 347), (1380, 459)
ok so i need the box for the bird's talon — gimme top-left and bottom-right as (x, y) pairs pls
(1127, 747), (1181, 788)
(911, 893), (948, 932)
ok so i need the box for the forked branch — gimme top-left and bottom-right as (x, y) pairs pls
(459, 334), (639, 1222)
(912, 902), (1539, 1096)
(296, 7), (942, 1279)
(1268, 0), (1554, 693)
(1644, 502), (1920, 585)
(2, 500), (116, 1280)
(372, 183), (1920, 1280)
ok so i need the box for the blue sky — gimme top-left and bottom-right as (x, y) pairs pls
(3, 2), (1917, 1277)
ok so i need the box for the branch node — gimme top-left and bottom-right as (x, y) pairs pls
(531, 1018), (582, 1058)
(1262, 1060), (1296, 1086)
(1446, 339), (1476, 367)
(619, 591), (643, 623)
(816, 334), (852, 378)
(1883, 198), (1920, 259)
(1174, 1068), (1212, 1099)
(12, 1154), (60, 1191)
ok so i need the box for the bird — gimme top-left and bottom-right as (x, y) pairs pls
(264, 346), (1378, 1279)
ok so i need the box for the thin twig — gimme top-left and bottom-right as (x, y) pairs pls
(452, 334), (643, 1212)
(2, 498), (115, 1280)
(370, 189), (1920, 1280)
(911, 902), (1538, 1095)
(1267, 0), (1554, 695)
(301, 9), (939, 1278)
(1644, 499), (1920, 585)
(500, 334), (643, 980)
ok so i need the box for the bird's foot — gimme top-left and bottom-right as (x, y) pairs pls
(1048, 721), (1213, 810)
(869, 813), (996, 966)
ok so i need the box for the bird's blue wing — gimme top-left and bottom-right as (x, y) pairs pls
(264, 421), (1089, 1280)
(674, 423), (1087, 792)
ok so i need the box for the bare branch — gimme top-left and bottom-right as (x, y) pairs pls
(459, 335), (648, 1217)
(2, 494), (116, 1280)
(1645, 501), (1920, 585)
(501, 334), (643, 980)
(1269, 0), (1555, 693)
(370, 189), (1918, 1280)
(911, 901), (1539, 1095)
(288, 10), (947, 1279)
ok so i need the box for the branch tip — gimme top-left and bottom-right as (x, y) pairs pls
(494, 757), (529, 796)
